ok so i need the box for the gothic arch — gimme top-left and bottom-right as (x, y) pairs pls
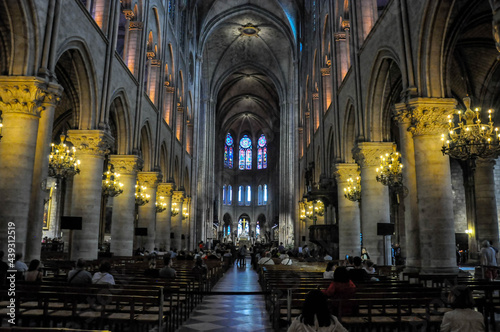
(184, 167), (190, 195)
(55, 38), (98, 130)
(342, 99), (357, 162)
(139, 122), (153, 171)
(159, 141), (169, 181)
(108, 90), (133, 155)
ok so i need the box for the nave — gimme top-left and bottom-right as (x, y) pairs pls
(176, 257), (273, 332)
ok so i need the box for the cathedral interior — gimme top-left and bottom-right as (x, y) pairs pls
(2, 0), (500, 276)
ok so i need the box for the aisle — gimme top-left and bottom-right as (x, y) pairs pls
(175, 257), (274, 332)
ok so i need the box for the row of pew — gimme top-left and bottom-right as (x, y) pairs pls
(1, 257), (223, 332)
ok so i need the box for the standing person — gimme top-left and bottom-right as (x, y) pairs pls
(440, 285), (484, 332)
(92, 261), (115, 285)
(68, 259), (92, 284)
(360, 247), (370, 262)
(238, 245), (247, 267)
(287, 290), (348, 332)
(480, 240), (497, 281)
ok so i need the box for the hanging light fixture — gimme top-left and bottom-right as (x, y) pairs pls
(375, 146), (403, 187)
(102, 164), (123, 197)
(182, 205), (189, 220)
(305, 201), (314, 219)
(171, 202), (180, 216)
(135, 181), (150, 206)
(314, 200), (325, 216)
(0, 114), (3, 142)
(441, 96), (500, 161)
(155, 195), (167, 213)
(299, 202), (306, 221)
(344, 176), (361, 202)
(48, 135), (81, 179)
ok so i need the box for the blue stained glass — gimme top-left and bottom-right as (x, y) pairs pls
(256, 222), (260, 236)
(228, 147), (233, 168)
(258, 135), (266, 147)
(240, 135), (252, 149)
(226, 133), (233, 146)
(257, 148), (262, 170)
(263, 147), (267, 169)
(228, 185), (232, 205)
(246, 149), (252, 169)
(239, 150), (245, 170)
(227, 225), (230, 236)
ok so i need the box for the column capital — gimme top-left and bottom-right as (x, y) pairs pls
(109, 155), (143, 175)
(172, 191), (185, 203)
(393, 102), (412, 125)
(298, 127), (303, 134)
(129, 21), (144, 30)
(333, 163), (360, 183)
(321, 67), (331, 76)
(476, 158), (497, 168)
(0, 76), (63, 116)
(352, 142), (395, 167)
(123, 9), (134, 20)
(334, 32), (346, 41)
(406, 98), (457, 136)
(157, 183), (175, 197)
(151, 59), (161, 67)
(137, 171), (162, 188)
(67, 130), (114, 157)
(166, 86), (175, 93)
(183, 196), (191, 205)
(312, 92), (319, 100)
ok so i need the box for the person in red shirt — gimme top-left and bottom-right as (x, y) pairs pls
(322, 266), (356, 317)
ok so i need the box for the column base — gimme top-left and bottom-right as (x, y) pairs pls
(419, 266), (459, 275)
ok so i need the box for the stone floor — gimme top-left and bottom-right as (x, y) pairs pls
(175, 257), (274, 332)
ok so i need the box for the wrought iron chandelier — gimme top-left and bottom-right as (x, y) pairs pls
(135, 181), (150, 206)
(314, 200), (325, 216)
(155, 195), (167, 213)
(299, 202), (306, 221)
(182, 205), (189, 220)
(171, 202), (180, 216)
(441, 97), (500, 161)
(376, 147), (403, 187)
(102, 164), (123, 197)
(344, 176), (361, 202)
(305, 201), (314, 219)
(48, 135), (81, 179)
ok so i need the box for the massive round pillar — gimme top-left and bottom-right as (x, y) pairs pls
(156, 183), (174, 250)
(137, 172), (162, 251)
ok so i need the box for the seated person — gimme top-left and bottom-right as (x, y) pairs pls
(192, 257), (208, 282)
(287, 290), (348, 332)
(92, 261), (115, 285)
(323, 261), (335, 279)
(347, 256), (369, 283)
(280, 254), (293, 265)
(68, 259), (92, 284)
(25, 259), (43, 283)
(322, 266), (356, 316)
(440, 285), (484, 332)
(14, 254), (28, 272)
(363, 260), (376, 274)
(159, 254), (176, 279)
(257, 252), (275, 265)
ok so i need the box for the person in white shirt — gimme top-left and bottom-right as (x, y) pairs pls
(92, 261), (115, 285)
(14, 254), (28, 272)
(323, 261), (335, 279)
(257, 252), (274, 265)
(281, 254), (293, 265)
(440, 285), (484, 332)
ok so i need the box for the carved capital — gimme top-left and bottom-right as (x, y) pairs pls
(172, 191), (185, 203)
(321, 67), (331, 76)
(137, 171), (162, 188)
(476, 158), (497, 168)
(183, 196), (191, 205)
(166, 86), (175, 93)
(352, 142), (395, 168)
(177, 106), (184, 113)
(129, 21), (144, 30)
(406, 98), (457, 136)
(123, 9), (134, 20)
(305, 112), (310, 118)
(157, 183), (175, 197)
(312, 93), (319, 100)
(334, 32), (346, 41)
(334, 163), (360, 183)
(298, 127), (303, 134)
(393, 103), (412, 125)
(109, 155), (142, 175)
(147, 51), (156, 60)
(0, 76), (59, 116)
(66, 130), (114, 157)
(341, 19), (350, 31)
(151, 59), (161, 66)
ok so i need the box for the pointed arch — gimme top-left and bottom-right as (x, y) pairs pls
(108, 89), (133, 154)
(139, 121), (153, 171)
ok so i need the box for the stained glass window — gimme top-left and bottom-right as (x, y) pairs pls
(256, 221), (260, 237)
(223, 185), (226, 205)
(224, 133), (233, 168)
(258, 185), (263, 205)
(257, 134), (267, 169)
(238, 186), (243, 205)
(239, 135), (252, 170)
(227, 225), (230, 236)
(228, 185), (232, 205)
(246, 186), (251, 206)
(264, 184), (268, 205)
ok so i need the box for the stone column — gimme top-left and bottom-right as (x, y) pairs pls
(474, 159), (499, 248)
(148, 59), (161, 106)
(0, 77), (52, 256)
(321, 67), (332, 111)
(137, 172), (162, 251)
(125, 21), (143, 76)
(163, 85), (175, 125)
(353, 142), (394, 265)
(109, 155), (141, 256)
(394, 103), (421, 272)
(182, 196), (191, 249)
(407, 98), (458, 274)
(491, 0), (500, 53)
(334, 163), (361, 259)
(171, 191), (185, 250)
(67, 130), (114, 261)
(26, 82), (63, 261)
(156, 183), (174, 250)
